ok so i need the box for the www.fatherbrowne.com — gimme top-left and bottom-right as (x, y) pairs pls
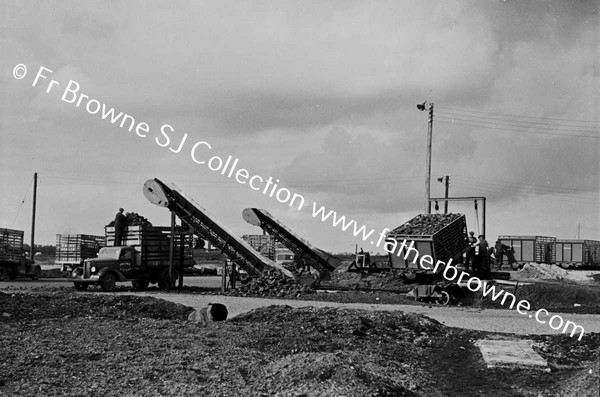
(311, 202), (586, 341)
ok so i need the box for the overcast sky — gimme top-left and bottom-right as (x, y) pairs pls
(1, 0), (598, 253)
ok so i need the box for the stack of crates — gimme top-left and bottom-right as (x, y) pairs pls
(0, 228), (25, 263)
(497, 235), (556, 264)
(386, 213), (469, 270)
(105, 225), (194, 267)
(55, 234), (105, 269)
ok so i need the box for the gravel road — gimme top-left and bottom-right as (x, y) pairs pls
(117, 291), (600, 336)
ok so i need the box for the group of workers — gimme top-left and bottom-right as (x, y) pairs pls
(464, 232), (513, 275)
(465, 232), (489, 275)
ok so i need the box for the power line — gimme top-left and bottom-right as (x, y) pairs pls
(10, 176), (34, 228)
(436, 118), (599, 138)
(451, 176), (597, 195)
(437, 105), (600, 124)
(436, 112), (599, 132)
(450, 180), (598, 205)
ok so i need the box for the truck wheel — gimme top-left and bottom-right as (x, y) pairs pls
(30, 267), (41, 280)
(74, 283), (88, 291)
(99, 273), (117, 292)
(131, 280), (150, 290)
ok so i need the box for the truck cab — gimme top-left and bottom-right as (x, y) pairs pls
(71, 246), (176, 292)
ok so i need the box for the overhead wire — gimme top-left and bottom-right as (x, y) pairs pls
(10, 176), (34, 228)
(436, 105), (600, 124)
(434, 105), (599, 139)
(436, 113), (599, 133)
(435, 118), (599, 139)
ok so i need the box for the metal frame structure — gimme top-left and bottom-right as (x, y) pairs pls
(429, 196), (486, 237)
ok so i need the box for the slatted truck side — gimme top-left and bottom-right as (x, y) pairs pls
(55, 234), (105, 271)
(0, 227), (41, 280)
(70, 225), (194, 291)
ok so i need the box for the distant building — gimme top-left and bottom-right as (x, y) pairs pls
(242, 234), (276, 260)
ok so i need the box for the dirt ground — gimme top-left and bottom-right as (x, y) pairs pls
(0, 291), (598, 396)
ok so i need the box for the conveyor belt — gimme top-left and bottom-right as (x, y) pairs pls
(143, 179), (294, 278)
(242, 208), (339, 278)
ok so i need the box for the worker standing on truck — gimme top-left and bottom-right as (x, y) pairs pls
(114, 208), (128, 246)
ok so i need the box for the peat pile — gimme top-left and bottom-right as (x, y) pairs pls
(229, 269), (315, 298)
(1, 292), (598, 396)
(321, 271), (411, 292)
(480, 281), (600, 314)
(391, 213), (462, 235)
(232, 306), (447, 396)
(106, 212), (152, 227)
(0, 292), (193, 321)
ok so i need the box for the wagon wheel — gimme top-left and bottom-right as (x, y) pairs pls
(435, 290), (451, 305)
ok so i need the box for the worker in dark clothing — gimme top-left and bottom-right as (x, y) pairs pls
(473, 235), (489, 276)
(494, 240), (504, 270)
(114, 208), (127, 246)
(465, 231), (477, 271)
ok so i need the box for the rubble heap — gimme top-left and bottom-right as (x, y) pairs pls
(231, 269), (316, 298)
(392, 213), (462, 235)
(106, 212), (153, 227)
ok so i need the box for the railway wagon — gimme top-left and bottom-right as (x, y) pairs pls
(497, 235), (556, 264)
(554, 239), (600, 269)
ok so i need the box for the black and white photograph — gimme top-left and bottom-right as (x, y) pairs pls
(1, 1), (599, 395)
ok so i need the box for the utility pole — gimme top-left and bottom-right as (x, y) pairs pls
(437, 175), (450, 214)
(443, 175), (449, 214)
(417, 101), (434, 214)
(30, 172), (37, 261)
(168, 211), (175, 289)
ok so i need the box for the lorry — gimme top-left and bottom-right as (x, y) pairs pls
(55, 233), (105, 271)
(0, 227), (42, 281)
(70, 225), (194, 291)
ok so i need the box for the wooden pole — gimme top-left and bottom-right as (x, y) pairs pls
(168, 211), (175, 289)
(425, 103), (434, 214)
(30, 172), (37, 261)
(443, 176), (449, 214)
(221, 259), (227, 293)
(178, 231), (184, 289)
(482, 198), (486, 238)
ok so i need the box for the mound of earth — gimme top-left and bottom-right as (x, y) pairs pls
(510, 263), (571, 281)
(1, 293), (598, 396)
(0, 292), (194, 321)
(320, 270), (412, 292)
